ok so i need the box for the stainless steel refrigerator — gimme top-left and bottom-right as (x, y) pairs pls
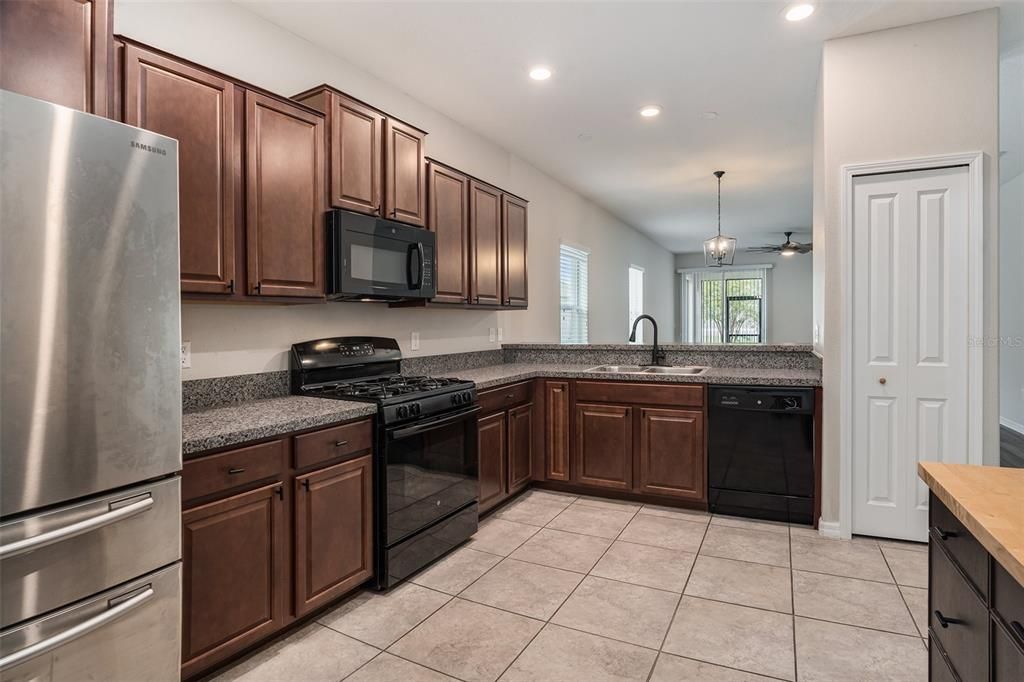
(0, 90), (183, 680)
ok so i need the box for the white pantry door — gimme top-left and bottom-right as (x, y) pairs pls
(851, 166), (970, 541)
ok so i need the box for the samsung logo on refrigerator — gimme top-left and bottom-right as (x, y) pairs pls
(130, 140), (167, 156)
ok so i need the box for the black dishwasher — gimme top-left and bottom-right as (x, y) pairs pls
(707, 385), (816, 526)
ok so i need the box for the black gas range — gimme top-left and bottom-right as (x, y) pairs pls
(291, 337), (479, 590)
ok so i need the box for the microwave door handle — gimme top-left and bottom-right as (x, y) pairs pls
(406, 243), (424, 291)
(414, 242), (425, 290)
(389, 406), (480, 440)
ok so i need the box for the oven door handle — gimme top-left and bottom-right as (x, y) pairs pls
(388, 406), (480, 440)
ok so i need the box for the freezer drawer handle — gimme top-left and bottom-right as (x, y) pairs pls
(0, 586), (154, 671)
(0, 495), (154, 560)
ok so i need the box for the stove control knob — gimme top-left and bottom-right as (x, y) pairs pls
(411, 403), (421, 416)
(452, 393), (461, 405)
(462, 392), (472, 404)
(397, 405), (409, 419)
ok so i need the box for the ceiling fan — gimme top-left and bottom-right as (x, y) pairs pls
(746, 232), (812, 256)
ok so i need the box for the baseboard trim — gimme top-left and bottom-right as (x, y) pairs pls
(1000, 417), (1024, 436)
(818, 520), (842, 539)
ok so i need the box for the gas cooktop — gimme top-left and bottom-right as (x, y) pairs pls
(301, 375), (473, 402)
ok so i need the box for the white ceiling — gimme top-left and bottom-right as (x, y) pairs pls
(240, 0), (999, 252)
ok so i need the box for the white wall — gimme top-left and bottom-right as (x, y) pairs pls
(674, 251), (813, 344)
(115, 1), (675, 380)
(1000, 2), (1024, 434)
(818, 10), (1000, 523)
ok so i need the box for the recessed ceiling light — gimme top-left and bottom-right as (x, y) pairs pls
(639, 105), (662, 118)
(785, 3), (815, 21)
(700, 111), (719, 120)
(529, 66), (552, 81)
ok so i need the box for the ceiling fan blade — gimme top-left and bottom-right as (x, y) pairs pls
(745, 246), (781, 253)
(797, 243), (813, 253)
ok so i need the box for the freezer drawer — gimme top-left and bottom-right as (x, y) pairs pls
(0, 563), (181, 682)
(1, 477), (181, 628)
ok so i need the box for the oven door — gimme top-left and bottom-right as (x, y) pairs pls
(329, 210), (436, 300)
(382, 406), (479, 546)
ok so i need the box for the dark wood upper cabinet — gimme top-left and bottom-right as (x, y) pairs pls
(508, 403), (533, 493)
(478, 411), (507, 513)
(123, 45), (238, 295)
(385, 118), (427, 227)
(637, 408), (704, 500)
(545, 381), (571, 482)
(293, 455), (373, 617)
(181, 482), (287, 679)
(1, 0), (113, 117)
(245, 91), (325, 298)
(502, 193), (528, 307)
(427, 162), (470, 304)
(574, 403), (633, 491)
(469, 180), (503, 306)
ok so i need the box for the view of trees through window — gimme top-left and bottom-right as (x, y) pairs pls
(699, 277), (763, 343)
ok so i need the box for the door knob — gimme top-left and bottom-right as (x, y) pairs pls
(879, 378), (887, 385)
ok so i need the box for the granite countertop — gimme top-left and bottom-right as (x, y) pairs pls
(182, 396), (376, 457)
(502, 343), (816, 353)
(453, 362), (822, 390)
(918, 462), (1024, 585)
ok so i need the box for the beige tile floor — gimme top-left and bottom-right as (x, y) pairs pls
(213, 490), (930, 682)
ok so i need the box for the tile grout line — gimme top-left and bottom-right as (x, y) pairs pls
(880, 543), (927, 640)
(790, 523), (799, 682)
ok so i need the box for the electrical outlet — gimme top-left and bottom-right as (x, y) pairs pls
(411, 332), (420, 351)
(813, 324), (821, 345)
(181, 341), (191, 369)
(498, 327), (504, 341)
(489, 328), (496, 342)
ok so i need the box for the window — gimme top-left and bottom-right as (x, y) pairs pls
(560, 245), (589, 344)
(628, 266), (644, 343)
(680, 266), (771, 344)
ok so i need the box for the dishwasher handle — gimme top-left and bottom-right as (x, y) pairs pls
(708, 386), (815, 414)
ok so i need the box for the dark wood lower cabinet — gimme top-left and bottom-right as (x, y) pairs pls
(293, 455), (373, 617)
(181, 482), (287, 679)
(637, 408), (704, 500)
(508, 403), (533, 493)
(478, 411), (507, 513)
(574, 403), (633, 491)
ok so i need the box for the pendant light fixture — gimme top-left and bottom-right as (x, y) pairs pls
(703, 170), (737, 267)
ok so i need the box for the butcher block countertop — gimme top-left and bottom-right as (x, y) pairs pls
(918, 462), (1024, 585)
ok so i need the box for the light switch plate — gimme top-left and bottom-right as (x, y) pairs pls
(181, 341), (191, 369)
(411, 332), (420, 351)
(489, 328), (496, 342)
(498, 327), (504, 341)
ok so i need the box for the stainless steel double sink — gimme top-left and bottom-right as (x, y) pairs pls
(585, 365), (708, 376)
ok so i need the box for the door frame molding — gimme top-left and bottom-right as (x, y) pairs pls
(838, 151), (985, 539)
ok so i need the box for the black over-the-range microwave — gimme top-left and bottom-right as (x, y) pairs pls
(326, 209), (437, 301)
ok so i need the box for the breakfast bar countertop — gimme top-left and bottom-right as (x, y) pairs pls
(918, 461), (1024, 585)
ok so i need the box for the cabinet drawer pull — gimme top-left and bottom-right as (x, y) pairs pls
(301, 479), (310, 491)
(274, 486), (283, 500)
(227, 467), (246, 475)
(227, 279), (235, 293)
(934, 610), (964, 628)
(334, 440), (349, 448)
(506, 393), (515, 400)
(1012, 621), (1024, 642)
(933, 526), (958, 540)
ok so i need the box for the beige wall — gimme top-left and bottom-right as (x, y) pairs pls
(116, 1), (676, 379)
(674, 251), (814, 344)
(817, 10), (1000, 525)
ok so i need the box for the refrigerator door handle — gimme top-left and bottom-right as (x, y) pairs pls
(0, 586), (154, 671)
(0, 495), (154, 560)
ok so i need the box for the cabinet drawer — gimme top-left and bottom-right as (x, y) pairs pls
(930, 543), (989, 682)
(184, 440), (284, 502)
(994, 616), (1024, 681)
(993, 562), (1024, 647)
(575, 380), (704, 408)
(293, 419), (373, 470)
(479, 381), (533, 414)
(929, 495), (988, 598)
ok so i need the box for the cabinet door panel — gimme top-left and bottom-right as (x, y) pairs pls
(545, 381), (571, 482)
(469, 180), (502, 305)
(502, 194), (528, 307)
(508, 403), (533, 493)
(478, 412), (507, 513)
(427, 162), (470, 304)
(294, 455), (373, 616)
(330, 94), (383, 215)
(245, 92), (325, 298)
(182, 483), (286, 678)
(1, 0), (112, 117)
(638, 408), (705, 500)
(385, 119), (426, 227)
(574, 403), (632, 491)
(123, 46), (237, 294)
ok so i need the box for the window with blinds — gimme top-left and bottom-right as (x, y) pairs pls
(628, 266), (644, 343)
(560, 245), (589, 344)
